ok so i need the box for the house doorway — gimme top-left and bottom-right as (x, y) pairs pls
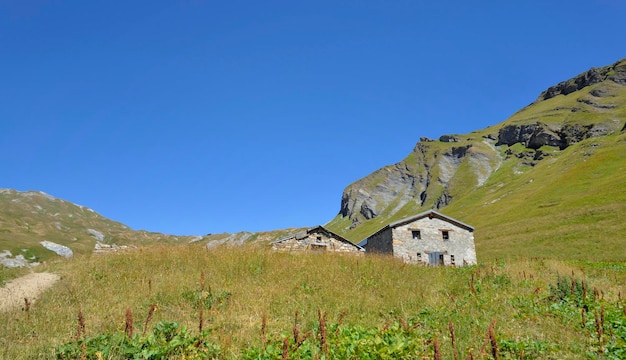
(428, 252), (444, 266)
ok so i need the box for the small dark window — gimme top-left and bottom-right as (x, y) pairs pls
(310, 244), (327, 251)
(450, 255), (455, 265)
(412, 230), (421, 239)
(316, 236), (322, 241)
(416, 253), (422, 261)
(442, 230), (449, 240)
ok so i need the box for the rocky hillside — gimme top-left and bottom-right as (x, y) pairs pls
(0, 189), (198, 265)
(0, 189), (298, 266)
(326, 58), (626, 261)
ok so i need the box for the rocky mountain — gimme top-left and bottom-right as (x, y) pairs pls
(3, 58), (625, 265)
(326, 58), (626, 261)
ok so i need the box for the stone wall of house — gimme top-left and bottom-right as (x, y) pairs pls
(272, 232), (362, 254)
(390, 217), (476, 266)
(365, 228), (393, 254)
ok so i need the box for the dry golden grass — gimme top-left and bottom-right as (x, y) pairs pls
(1, 245), (624, 359)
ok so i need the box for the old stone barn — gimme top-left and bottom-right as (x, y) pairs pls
(271, 226), (364, 254)
(359, 210), (476, 266)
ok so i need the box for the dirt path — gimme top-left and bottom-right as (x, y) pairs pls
(0, 272), (60, 312)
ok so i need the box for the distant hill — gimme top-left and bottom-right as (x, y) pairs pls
(0, 189), (298, 265)
(0, 189), (195, 263)
(326, 58), (626, 261)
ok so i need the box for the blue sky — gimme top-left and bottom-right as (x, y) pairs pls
(2, 1), (625, 235)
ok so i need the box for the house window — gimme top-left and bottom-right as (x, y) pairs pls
(310, 244), (327, 251)
(411, 230), (421, 239)
(450, 255), (455, 266)
(416, 253), (422, 261)
(316, 236), (322, 242)
(441, 230), (449, 240)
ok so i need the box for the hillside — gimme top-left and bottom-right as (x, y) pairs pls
(326, 58), (626, 261)
(0, 189), (199, 264)
(3, 59), (625, 265)
(0, 189), (299, 265)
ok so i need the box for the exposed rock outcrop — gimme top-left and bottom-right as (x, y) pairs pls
(434, 191), (452, 209)
(94, 241), (132, 254)
(337, 141), (500, 225)
(439, 135), (460, 142)
(496, 121), (622, 150)
(536, 59), (626, 102)
(0, 251), (38, 268)
(40, 241), (73, 258)
(496, 123), (538, 147)
(526, 124), (563, 149)
(205, 232), (253, 249)
(339, 162), (423, 221)
(537, 68), (608, 101)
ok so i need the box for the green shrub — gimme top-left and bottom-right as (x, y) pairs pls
(55, 321), (220, 359)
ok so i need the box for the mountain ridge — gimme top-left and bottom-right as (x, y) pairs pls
(0, 188), (300, 266)
(2, 58), (625, 264)
(326, 58), (626, 261)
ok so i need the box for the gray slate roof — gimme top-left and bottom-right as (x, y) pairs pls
(272, 225), (364, 251)
(388, 209), (474, 231)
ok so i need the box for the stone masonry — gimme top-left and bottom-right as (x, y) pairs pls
(363, 210), (476, 266)
(271, 226), (364, 254)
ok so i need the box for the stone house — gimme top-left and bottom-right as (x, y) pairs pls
(358, 210), (476, 266)
(271, 226), (364, 254)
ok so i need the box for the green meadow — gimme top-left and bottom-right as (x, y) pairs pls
(1, 245), (624, 359)
(2, 60), (625, 359)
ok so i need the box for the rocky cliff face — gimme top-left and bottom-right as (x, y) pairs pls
(495, 121), (621, 150)
(338, 140), (502, 227)
(331, 58), (626, 234)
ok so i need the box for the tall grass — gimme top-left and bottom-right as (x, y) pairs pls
(1, 245), (624, 358)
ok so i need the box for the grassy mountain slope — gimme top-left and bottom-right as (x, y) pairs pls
(0, 189), (298, 264)
(0, 189), (198, 262)
(326, 58), (626, 261)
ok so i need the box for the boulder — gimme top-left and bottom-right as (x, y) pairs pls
(40, 241), (73, 258)
(496, 123), (537, 146)
(359, 202), (377, 220)
(526, 125), (563, 149)
(439, 135), (460, 142)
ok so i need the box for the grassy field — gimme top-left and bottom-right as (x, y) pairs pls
(1, 245), (624, 359)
